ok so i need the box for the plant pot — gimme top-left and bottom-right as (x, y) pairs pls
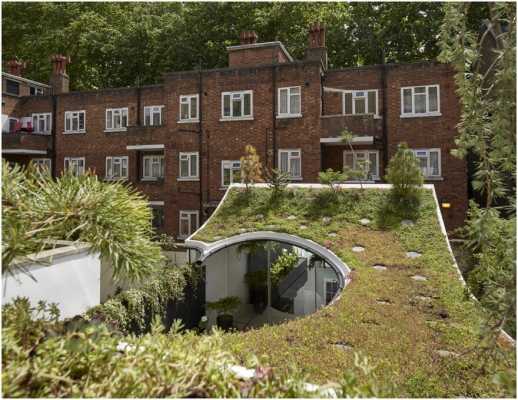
(216, 314), (234, 331)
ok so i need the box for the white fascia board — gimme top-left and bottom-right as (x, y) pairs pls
(2, 72), (51, 88)
(320, 136), (374, 145)
(126, 144), (164, 150)
(226, 41), (294, 62)
(2, 149), (48, 155)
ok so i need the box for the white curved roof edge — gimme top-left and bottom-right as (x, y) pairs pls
(186, 183), (515, 346)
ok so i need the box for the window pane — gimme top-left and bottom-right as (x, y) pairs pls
(290, 92), (300, 114)
(418, 156), (428, 175)
(414, 86), (426, 94)
(344, 92), (353, 114)
(354, 97), (365, 114)
(428, 86), (438, 112)
(367, 91), (376, 114)
(106, 158), (112, 177)
(180, 159), (189, 177)
(430, 151), (439, 176)
(122, 110), (128, 127)
(280, 89), (288, 114)
(190, 213), (198, 231)
(190, 155), (198, 177)
(344, 152), (354, 169)
(180, 217), (189, 237)
(72, 117), (78, 131)
(223, 95), (231, 116)
(403, 89), (413, 113)
(368, 153), (377, 178)
(144, 158), (150, 177)
(65, 116), (71, 131)
(223, 168), (231, 186)
(190, 97), (198, 119)
(152, 111), (160, 125)
(79, 113), (85, 130)
(280, 152), (288, 173)
(114, 112), (121, 128)
(415, 94), (426, 113)
(243, 93), (251, 116)
(290, 157), (301, 177)
(106, 111), (112, 129)
(181, 102), (189, 120)
(232, 97), (242, 117)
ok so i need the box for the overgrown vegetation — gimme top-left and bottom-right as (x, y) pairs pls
(240, 145), (263, 193)
(439, 3), (516, 339)
(2, 162), (162, 281)
(193, 187), (515, 397)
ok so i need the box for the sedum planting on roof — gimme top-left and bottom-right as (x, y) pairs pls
(190, 184), (515, 397)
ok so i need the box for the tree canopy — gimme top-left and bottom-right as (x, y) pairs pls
(1, 2), (489, 90)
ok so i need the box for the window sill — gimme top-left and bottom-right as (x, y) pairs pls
(63, 131), (86, 135)
(276, 114), (302, 119)
(177, 178), (200, 182)
(424, 176), (444, 181)
(140, 178), (164, 183)
(31, 132), (52, 135)
(104, 128), (128, 133)
(177, 119), (200, 124)
(400, 112), (442, 119)
(104, 177), (128, 182)
(289, 176), (303, 181)
(219, 116), (254, 122)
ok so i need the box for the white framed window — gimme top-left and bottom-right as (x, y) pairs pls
(343, 90), (378, 117)
(106, 156), (128, 180)
(324, 278), (339, 305)
(179, 95), (199, 122)
(64, 157), (85, 176)
(32, 158), (51, 173)
(144, 105), (163, 126)
(221, 160), (241, 187)
(30, 86), (44, 96)
(142, 154), (164, 180)
(179, 152), (199, 180)
(105, 107), (128, 131)
(411, 149), (441, 178)
(64, 111), (86, 133)
(179, 210), (199, 239)
(401, 85), (440, 117)
(2, 115), (18, 133)
(32, 113), (52, 134)
(278, 86), (301, 117)
(343, 150), (380, 180)
(221, 90), (253, 120)
(278, 149), (302, 179)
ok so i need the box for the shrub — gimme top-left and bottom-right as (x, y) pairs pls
(207, 296), (241, 317)
(265, 168), (290, 197)
(240, 145), (263, 192)
(270, 250), (299, 285)
(2, 162), (163, 281)
(385, 143), (424, 217)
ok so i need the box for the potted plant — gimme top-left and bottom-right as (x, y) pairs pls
(244, 269), (268, 313)
(206, 296), (241, 331)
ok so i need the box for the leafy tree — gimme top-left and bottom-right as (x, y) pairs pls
(438, 2), (516, 348)
(240, 145), (263, 192)
(2, 161), (163, 282)
(265, 167), (290, 197)
(385, 143), (424, 217)
(318, 168), (346, 193)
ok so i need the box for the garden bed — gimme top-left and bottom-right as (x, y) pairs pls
(191, 185), (515, 397)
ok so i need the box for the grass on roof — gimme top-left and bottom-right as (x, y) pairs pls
(193, 187), (515, 397)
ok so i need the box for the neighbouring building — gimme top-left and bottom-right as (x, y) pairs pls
(2, 24), (468, 237)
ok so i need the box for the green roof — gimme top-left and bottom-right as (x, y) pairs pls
(190, 185), (515, 397)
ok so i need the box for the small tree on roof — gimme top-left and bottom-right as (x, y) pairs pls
(385, 143), (424, 215)
(240, 145), (263, 193)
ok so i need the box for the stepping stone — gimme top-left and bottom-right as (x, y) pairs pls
(373, 264), (387, 271)
(401, 219), (415, 226)
(352, 246), (365, 253)
(415, 295), (432, 301)
(328, 232), (337, 237)
(287, 215), (297, 220)
(406, 251), (421, 258)
(411, 275), (427, 281)
(376, 298), (392, 305)
(436, 350), (459, 358)
(331, 341), (353, 351)
(322, 216), (332, 225)
(359, 218), (371, 226)
(299, 225), (308, 230)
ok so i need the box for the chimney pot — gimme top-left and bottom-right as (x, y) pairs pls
(6, 59), (26, 76)
(240, 31), (258, 45)
(51, 54), (71, 75)
(50, 54), (71, 94)
(308, 22), (326, 48)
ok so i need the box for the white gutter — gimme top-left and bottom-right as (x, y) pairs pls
(226, 41), (294, 62)
(2, 149), (47, 155)
(320, 136), (374, 145)
(2, 72), (51, 88)
(126, 144), (164, 150)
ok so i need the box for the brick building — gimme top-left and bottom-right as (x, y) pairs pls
(2, 24), (467, 237)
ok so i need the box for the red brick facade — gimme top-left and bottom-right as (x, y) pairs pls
(2, 28), (467, 236)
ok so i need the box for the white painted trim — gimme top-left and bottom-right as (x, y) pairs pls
(64, 110), (86, 133)
(143, 105), (164, 126)
(343, 149), (380, 180)
(126, 144), (164, 150)
(320, 136), (374, 145)
(179, 210), (200, 240)
(179, 94), (199, 122)
(105, 107), (129, 131)
(400, 84), (440, 116)
(149, 201), (164, 206)
(221, 90), (253, 120)
(2, 72), (51, 88)
(277, 86), (301, 117)
(278, 148), (302, 179)
(179, 151), (199, 180)
(2, 149), (47, 155)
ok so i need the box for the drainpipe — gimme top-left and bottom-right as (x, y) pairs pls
(198, 67), (204, 222)
(136, 84), (141, 127)
(381, 51), (388, 179)
(272, 65), (277, 169)
(51, 95), (57, 178)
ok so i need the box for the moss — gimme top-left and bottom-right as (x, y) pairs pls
(194, 187), (515, 397)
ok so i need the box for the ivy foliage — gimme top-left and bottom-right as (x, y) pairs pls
(2, 162), (163, 282)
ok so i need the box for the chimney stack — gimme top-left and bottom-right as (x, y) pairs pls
(6, 59), (26, 76)
(305, 23), (328, 70)
(50, 54), (71, 94)
(240, 31), (258, 45)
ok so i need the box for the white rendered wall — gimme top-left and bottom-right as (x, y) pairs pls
(2, 245), (101, 319)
